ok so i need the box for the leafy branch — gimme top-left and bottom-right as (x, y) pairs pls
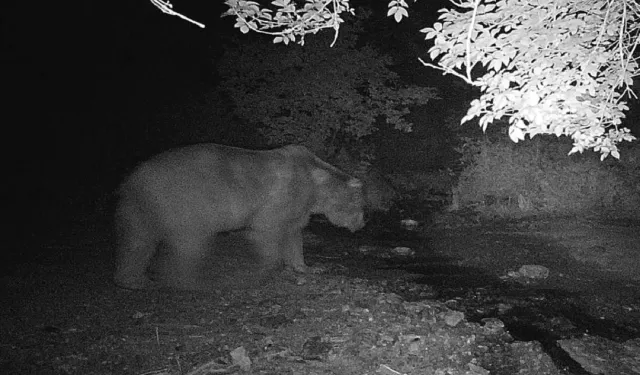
(421, 0), (638, 159)
(222, 0), (355, 46)
(149, 0), (639, 159)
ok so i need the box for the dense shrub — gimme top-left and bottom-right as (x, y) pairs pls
(451, 136), (640, 218)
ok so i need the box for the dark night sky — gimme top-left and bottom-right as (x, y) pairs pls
(5, 1), (227, 184)
(2, 0), (439, 240)
(3, 0), (638, 231)
(3, 1), (238, 245)
(2, 0), (441, 190)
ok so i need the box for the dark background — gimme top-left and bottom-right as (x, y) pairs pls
(3, 0), (639, 250)
(3, 0), (462, 188)
(4, 1), (225, 250)
(3, 0), (445, 243)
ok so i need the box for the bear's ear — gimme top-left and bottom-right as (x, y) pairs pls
(311, 168), (331, 184)
(348, 178), (362, 189)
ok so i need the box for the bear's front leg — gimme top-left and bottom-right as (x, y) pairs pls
(159, 232), (209, 290)
(279, 228), (308, 274)
(113, 203), (159, 290)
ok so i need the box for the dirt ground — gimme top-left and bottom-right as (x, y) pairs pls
(1, 212), (639, 375)
(428, 213), (640, 302)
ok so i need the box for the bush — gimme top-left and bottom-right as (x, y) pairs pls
(451, 135), (640, 218)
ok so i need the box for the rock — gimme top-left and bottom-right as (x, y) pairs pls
(392, 247), (415, 257)
(558, 335), (640, 375)
(444, 310), (465, 327)
(301, 336), (333, 360)
(401, 219), (419, 231)
(230, 346), (252, 372)
(518, 265), (550, 279)
(480, 318), (505, 335)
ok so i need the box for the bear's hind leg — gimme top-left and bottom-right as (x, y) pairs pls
(114, 204), (159, 290)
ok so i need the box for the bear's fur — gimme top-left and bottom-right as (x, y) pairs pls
(114, 144), (364, 290)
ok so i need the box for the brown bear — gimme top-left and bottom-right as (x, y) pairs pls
(113, 144), (365, 290)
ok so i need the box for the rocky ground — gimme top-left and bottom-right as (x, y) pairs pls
(1, 211), (639, 375)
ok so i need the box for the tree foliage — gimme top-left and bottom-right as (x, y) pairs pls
(215, 0), (640, 159)
(421, 0), (638, 160)
(217, 19), (437, 156)
(222, 0), (355, 46)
